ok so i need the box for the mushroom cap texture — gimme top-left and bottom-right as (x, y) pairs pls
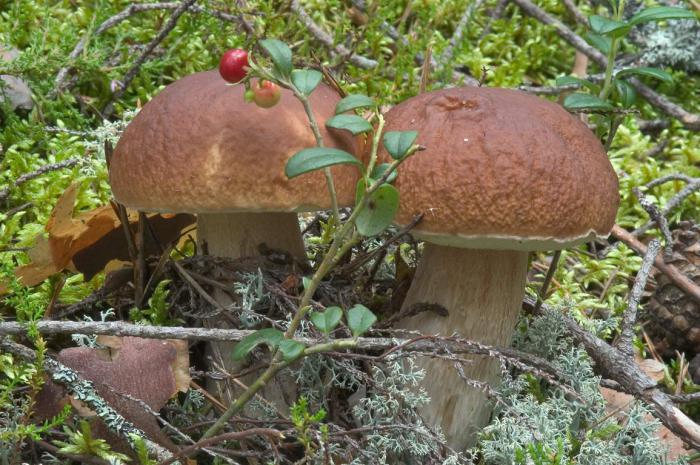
(109, 70), (359, 213)
(381, 87), (620, 251)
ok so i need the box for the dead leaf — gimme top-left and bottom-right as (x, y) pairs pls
(5, 183), (195, 290)
(35, 337), (190, 456)
(601, 357), (694, 460)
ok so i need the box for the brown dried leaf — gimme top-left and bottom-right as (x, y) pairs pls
(35, 337), (190, 454)
(601, 357), (694, 460)
(5, 184), (194, 289)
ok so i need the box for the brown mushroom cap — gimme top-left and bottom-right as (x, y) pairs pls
(110, 70), (359, 213)
(381, 87), (620, 251)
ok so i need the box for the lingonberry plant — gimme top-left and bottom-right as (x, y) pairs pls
(202, 39), (422, 440)
(218, 48), (249, 83)
(251, 79), (282, 108)
(561, 3), (695, 113)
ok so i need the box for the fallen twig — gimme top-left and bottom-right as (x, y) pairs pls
(524, 296), (700, 450)
(616, 238), (660, 358)
(633, 187), (673, 258)
(156, 428), (284, 465)
(440, 0), (487, 64)
(290, 0), (378, 69)
(0, 158), (80, 203)
(611, 224), (700, 303)
(103, 0), (196, 117)
(634, 176), (700, 237)
(54, 1), (253, 94)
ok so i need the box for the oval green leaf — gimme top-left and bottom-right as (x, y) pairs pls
(614, 79), (637, 107)
(563, 93), (615, 112)
(615, 67), (673, 83)
(260, 39), (293, 78)
(585, 32), (612, 55)
(291, 69), (322, 96)
(347, 304), (377, 337)
(383, 131), (418, 160)
(555, 75), (598, 92)
(356, 183), (399, 236)
(232, 328), (283, 361)
(279, 339), (306, 361)
(370, 163), (398, 184)
(629, 6), (696, 26)
(589, 15), (630, 37)
(335, 94), (374, 114)
(326, 114), (373, 135)
(286, 147), (362, 179)
(310, 306), (343, 334)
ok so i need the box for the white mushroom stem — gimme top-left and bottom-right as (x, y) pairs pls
(197, 212), (307, 261)
(398, 244), (529, 450)
(196, 212), (305, 410)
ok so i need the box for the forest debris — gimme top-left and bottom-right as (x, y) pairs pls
(4, 184), (194, 291)
(35, 336), (190, 455)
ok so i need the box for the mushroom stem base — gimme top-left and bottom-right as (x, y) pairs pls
(398, 244), (529, 450)
(196, 212), (306, 411)
(197, 212), (307, 262)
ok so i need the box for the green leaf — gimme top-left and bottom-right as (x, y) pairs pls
(260, 39), (293, 78)
(326, 114), (373, 135)
(285, 147), (361, 179)
(585, 32), (612, 55)
(589, 15), (630, 37)
(356, 183), (399, 236)
(335, 94), (374, 114)
(555, 75), (597, 92)
(370, 163), (398, 184)
(629, 6), (696, 26)
(291, 69), (322, 96)
(347, 304), (377, 337)
(614, 79), (636, 107)
(615, 67), (673, 83)
(279, 339), (305, 361)
(383, 131), (418, 160)
(232, 328), (283, 360)
(563, 93), (615, 111)
(310, 306), (343, 334)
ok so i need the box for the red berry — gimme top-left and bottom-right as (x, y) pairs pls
(252, 80), (281, 108)
(219, 49), (249, 83)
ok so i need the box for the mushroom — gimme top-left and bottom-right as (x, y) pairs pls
(380, 87), (619, 449)
(109, 70), (359, 405)
(109, 70), (358, 263)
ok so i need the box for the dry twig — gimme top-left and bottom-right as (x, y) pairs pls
(616, 238), (660, 358)
(611, 224), (700, 303)
(103, 0), (197, 117)
(0, 158), (80, 203)
(290, 0), (378, 69)
(54, 1), (253, 94)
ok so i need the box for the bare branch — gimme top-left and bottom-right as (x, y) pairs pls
(616, 238), (660, 358)
(0, 158), (80, 203)
(290, 0), (378, 69)
(440, 0), (488, 64)
(633, 187), (673, 258)
(611, 225), (700, 303)
(103, 0), (196, 117)
(54, 2), (253, 94)
(633, 177), (700, 237)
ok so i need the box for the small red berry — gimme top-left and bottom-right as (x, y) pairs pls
(219, 49), (249, 83)
(252, 80), (281, 108)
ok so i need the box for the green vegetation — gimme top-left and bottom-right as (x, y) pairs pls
(1, 0), (699, 463)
